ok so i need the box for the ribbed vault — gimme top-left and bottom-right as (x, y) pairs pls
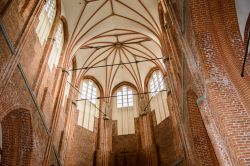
(61, 0), (165, 95)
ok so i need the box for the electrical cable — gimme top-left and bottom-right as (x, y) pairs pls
(142, 75), (168, 112)
(66, 57), (164, 71)
(66, 80), (107, 117)
(75, 89), (169, 101)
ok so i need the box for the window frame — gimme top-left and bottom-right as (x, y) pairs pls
(47, 22), (64, 70)
(36, 0), (56, 45)
(149, 70), (164, 96)
(116, 86), (134, 108)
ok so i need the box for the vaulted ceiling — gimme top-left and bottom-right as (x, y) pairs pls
(61, 0), (166, 95)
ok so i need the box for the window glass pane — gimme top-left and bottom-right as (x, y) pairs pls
(149, 71), (165, 96)
(117, 91), (122, 96)
(36, 0), (56, 45)
(116, 86), (134, 108)
(79, 79), (100, 131)
(128, 102), (133, 106)
(128, 98), (133, 106)
(123, 102), (128, 107)
(81, 92), (86, 99)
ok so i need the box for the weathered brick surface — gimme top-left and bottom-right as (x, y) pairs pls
(188, 0), (250, 164)
(53, 108), (66, 152)
(1, 0), (34, 46)
(64, 112), (99, 166)
(1, 0), (250, 165)
(0, 33), (12, 91)
(187, 90), (219, 166)
(154, 117), (185, 165)
(64, 125), (97, 166)
(112, 134), (139, 166)
(0, 67), (49, 165)
(40, 87), (55, 128)
(1, 109), (33, 165)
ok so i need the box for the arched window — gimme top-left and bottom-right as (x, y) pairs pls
(149, 70), (164, 96)
(77, 80), (100, 131)
(112, 86), (138, 135)
(36, 0), (56, 45)
(148, 70), (169, 124)
(117, 86), (133, 108)
(47, 22), (64, 70)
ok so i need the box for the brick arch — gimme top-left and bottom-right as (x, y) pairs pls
(186, 90), (219, 165)
(1, 108), (33, 165)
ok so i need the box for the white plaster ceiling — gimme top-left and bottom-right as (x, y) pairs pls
(62, 0), (165, 95)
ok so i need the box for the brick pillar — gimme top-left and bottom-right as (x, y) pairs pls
(196, 95), (232, 166)
(137, 95), (158, 166)
(60, 100), (77, 164)
(96, 102), (112, 166)
(187, 90), (219, 165)
(42, 68), (71, 165)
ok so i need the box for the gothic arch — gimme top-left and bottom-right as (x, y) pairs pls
(112, 81), (138, 95)
(144, 66), (162, 91)
(1, 108), (33, 165)
(81, 75), (104, 99)
(111, 81), (138, 108)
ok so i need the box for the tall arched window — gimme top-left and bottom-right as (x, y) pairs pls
(112, 86), (138, 135)
(148, 70), (169, 124)
(77, 80), (100, 131)
(150, 70), (164, 96)
(47, 22), (64, 70)
(36, 0), (56, 45)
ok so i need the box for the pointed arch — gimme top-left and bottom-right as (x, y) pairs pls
(1, 108), (33, 165)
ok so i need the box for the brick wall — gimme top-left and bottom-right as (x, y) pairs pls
(64, 126), (97, 166)
(188, 0), (250, 164)
(64, 112), (99, 166)
(1, 109), (33, 165)
(112, 134), (139, 166)
(154, 117), (185, 166)
(186, 90), (219, 165)
(0, 66), (50, 165)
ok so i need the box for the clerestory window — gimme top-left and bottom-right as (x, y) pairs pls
(77, 80), (99, 131)
(47, 22), (64, 70)
(148, 70), (169, 124)
(149, 70), (164, 96)
(116, 86), (133, 108)
(36, 0), (56, 45)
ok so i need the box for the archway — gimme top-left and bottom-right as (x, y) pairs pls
(1, 108), (33, 165)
